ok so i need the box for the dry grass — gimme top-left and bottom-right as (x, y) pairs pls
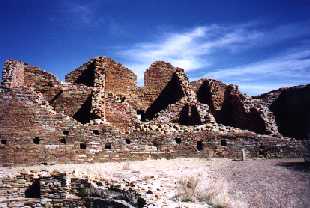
(197, 178), (247, 208)
(176, 175), (247, 208)
(176, 175), (200, 202)
(122, 161), (130, 170)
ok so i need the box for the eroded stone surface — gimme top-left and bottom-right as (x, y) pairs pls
(0, 57), (308, 166)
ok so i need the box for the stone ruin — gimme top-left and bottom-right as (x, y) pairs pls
(0, 57), (309, 166)
(0, 170), (147, 207)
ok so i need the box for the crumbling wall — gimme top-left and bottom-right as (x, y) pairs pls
(1, 60), (62, 103)
(192, 79), (226, 114)
(217, 85), (278, 134)
(101, 57), (137, 97)
(24, 63), (62, 102)
(143, 69), (215, 128)
(64, 57), (138, 122)
(1, 60), (25, 88)
(50, 84), (92, 119)
(0, 58), (306, 166)
(193, 79), (278, 135)
(65, 61), (96, 86)
(105, 94), (139, 133)
(143, 61), (176, 106)
(144, 73), (184, 120)
(258, 85), (310, 139)
(66, 57), (136, 97)
(0, 171), (147, 208)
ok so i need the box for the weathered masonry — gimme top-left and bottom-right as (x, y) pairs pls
(0, 57), (308, 166)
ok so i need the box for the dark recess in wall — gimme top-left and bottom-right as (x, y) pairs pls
(74, 63), (95, 87)
(271, 86), (310, 139)
(145, 73), (184, 120)
(25, 180), (41, 198)
(179, 105), (202, 125)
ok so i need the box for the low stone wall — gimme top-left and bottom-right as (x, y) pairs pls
(0, 128), (304, 166)
(0, 171), (146, 208)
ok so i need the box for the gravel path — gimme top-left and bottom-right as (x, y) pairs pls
(214, 159), (310, 208)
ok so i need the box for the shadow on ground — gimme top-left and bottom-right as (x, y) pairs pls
(277, 161), (310, 173)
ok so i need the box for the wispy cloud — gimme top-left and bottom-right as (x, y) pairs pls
(117, 24), (262, 80)
(203, 49), (310, 95)
(53, 1), (121, 31)
(54, 1), (98, 26)
(66, 3), (94, 24)
(116, 21), (310, 92)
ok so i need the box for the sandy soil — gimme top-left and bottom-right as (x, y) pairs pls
(215, 158), (310, 208)
(0, 158), (309, 208)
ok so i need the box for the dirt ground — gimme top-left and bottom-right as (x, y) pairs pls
(1, 158), (309, 208)
(215, 158), (310, 208)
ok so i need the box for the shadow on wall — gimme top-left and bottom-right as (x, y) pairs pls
(145, 73), (184, 120)
(179, 104), (202, 125)
(197, 81), (215, 113)
(216, 88), (267, 134)
(75, 63), (95, 87)
(271, 86), (310, 139)
(25, 179), (41, 198)
(197, 84), (267, 134)
(73, 94), (99, 124)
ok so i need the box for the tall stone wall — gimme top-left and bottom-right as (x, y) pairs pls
(192, 79), (226, 113)
(193, 79), (279, 135)
(1, 60), (25, 88)
(65, 57), (136, 97)
(100, 57), (137, 97)
(64, 57), (138, 122)
(24, 63), (62, 102)
(143, 61), (176, 106)
(105, 94), (139, 133)
(256, 84), (310, 139)
(0, 58), (307, 166)
(50, 84), (93, 119)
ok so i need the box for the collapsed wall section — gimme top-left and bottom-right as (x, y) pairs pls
(64, 57), (138, 123)
(65, 57), (137, 97)
(193, 79), (279, 135)
(258, 85), (310, 139)
(1, 60), (62, 103)
(23, 63), (62, 102)
(192, 79), (226, 114)
(143, 61), (176, 106)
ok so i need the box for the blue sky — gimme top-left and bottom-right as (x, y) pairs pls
(1, 0), (310, 95)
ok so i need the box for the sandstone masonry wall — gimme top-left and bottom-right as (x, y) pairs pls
(0, 58), (307, 166)
(256, 84), (310, 139)
(143, 61), (176, 106)
(1, 60), (24, 88)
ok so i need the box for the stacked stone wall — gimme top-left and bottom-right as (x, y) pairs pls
(256, 84), (310, 139)
(143, 61), (176, 106)
(0, 58), (307, 167)
(24, 63), (62, 103)
(1, 60), (25, 88)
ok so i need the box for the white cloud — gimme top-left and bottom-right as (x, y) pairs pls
(117, 24), (263, 80)
(203, 49), (310, 95)
(206, 50), (310, 79)
(117, 21), (310, 81)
